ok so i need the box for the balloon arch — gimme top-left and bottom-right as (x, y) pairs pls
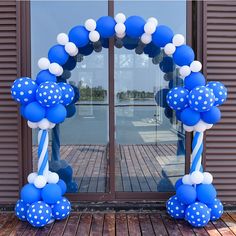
(11, 13), (227, 228)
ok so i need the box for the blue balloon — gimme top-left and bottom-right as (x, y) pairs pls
(46, 104), (67, 124)
(207, 198), (223, 221)
(101, 37), (109, 48)
(67, 181), (79, 193)
(155, 89), (169, 108)
(58, 82), (75, 106)
(159, 56), (175, 73)
(185, 202), (210, 227)
(125, 16), (145, 38)
(20, 184), (41, 204)
(57, 165), (73, 183)
(123, 36), (139, 50)
(36, 81), (62, 107)
(41, 183), (62, 204)
(166, 195), (186, 219)
(206, 81), (227, 106)
(180, 107), (200, 126)
(63, 56), (77, 71)
(24, 101), (46, 122)
(166, 87), (189, 111)
(15, 199), (30, 221)
(176, 110), (182, 121)
(197, 184), (217, 204)
(168, 77), (183, 89)
(175, 178), (183, 190)
(176, 184), (197, 205)
(71, 85), (80, 103)
(48, 44), (69, 65)
(27, 201), (52, 227)
(96, 16), (116, 38)
(188, 86), (215, 112)
(69, 25), (89, 48)
(152, 25), (174, 47)
(36, 70), (56, 85)
(201, 106), (221, 124)
(51, 197), (71, 220)
(79, 43), (94, 56)
(66, 104), (76, 118)
(165, 107), (173, 119)
(143, 42), (161, 58)
(184, 72), (206, 91)
(57, 179), (67, 195)
(11, 77), (38, 105)
(173, 45), (195, 66)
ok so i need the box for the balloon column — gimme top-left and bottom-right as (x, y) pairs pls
(11, 12), (227, 228)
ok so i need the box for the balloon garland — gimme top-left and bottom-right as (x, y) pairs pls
(11, 13), (227, 228)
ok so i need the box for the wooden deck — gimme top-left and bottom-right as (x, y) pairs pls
(1, 212), (236, 236)
(33, 144), (184, 192)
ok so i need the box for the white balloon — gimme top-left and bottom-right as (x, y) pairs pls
(65, 42), (78, 56)
(179, 65), (191, 78)
(190, 60), (202, 72)
(49, 122), (56, 129)
(38, 118), (51, 130)
(27, 121), (38, 129)
(190, 171), (204, 184)
(116, 32), (126, 39)
(27, 172), (38, 184)
(115, 13), (126, 23)
(115, 23), (126, 35)
(147, 17), (158, 27)
(194, 120), (207, 132)
(205, 122), (213, 130)
(144, 22), (156, 35)
(34, 175), (47, 189)
(172, 34), (185, 46)
(164, 43), (176, 55)
(183, 124), (194, 132)
(49, 63), (63, 76)
(202, 172), (213, 184)
(84, 19), (96, 31)
(182, 174), (192, 185)
(57, 33), (69, 45)
(38, 57), (50, 70)
(141, 33), (152, 44)
(47, 171), (59, 184)
(89, 31), (100, 42)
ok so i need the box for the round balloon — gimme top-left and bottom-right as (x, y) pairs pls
(51, 197), (71, 220)
(58, 82), (75, 106)
(63, 56), (77, 71)
(15, 199), (30, 221)
(207, 198), (223, 221)
(57, 179), (67, 195)
(180, 107), (201, 126)
(125, 16), (145, 38)
(143, 42), (160, 58)
(201, 106), (221, 124)
(79, 43), (94, 56)
(197, 184), (217, 204)
(184, 72), (206, 91)
(176, 184), (197, 205)
(36, 70), (56, 85)
(48, 44), (69, 65)
(175, 178), (183, 190)
(66, 104), (76, 118)
(96, 16), (116, 38)
(173, 45), (195, 66)
(152, 25), (173, 47)
(155, 89), (169, 108)
(46, 104), (67, 124)
(24, 101), (46, 122)
(166, 195), (186, 219)
(41, 183), (62, 204)
(159, 57), (175, 73)
(68, 25), (89, 48)
(122, 36), (139, 50)
(20, 184), (41, 204)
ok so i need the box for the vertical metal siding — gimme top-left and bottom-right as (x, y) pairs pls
(203, 1), (236, 202)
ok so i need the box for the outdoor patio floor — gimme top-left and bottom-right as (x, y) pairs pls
(1, 211), (236, 236)
(33, 144), (184, 192)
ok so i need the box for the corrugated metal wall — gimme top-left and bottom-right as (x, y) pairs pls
(203, 1), (236, 202)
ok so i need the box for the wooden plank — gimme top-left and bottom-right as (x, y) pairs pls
(211, 218), (235, 236)
(176, 220), (195, 236)
(90, 213), (104, 236)
(127, 213), (141, 236)
(192, 226), (209, 236)
(0, 213), (20, 236)
(35, 222), (54, 236)
(21, 224), (38, 236)
(49, 218), (68, 236)
(116, 213), (129, 236)
(0, 213), (12, 229)
(102, 213), (115, 236)
(221, 213), (236, 234)
(204, 221), (222, 236)
(115, 146), (123, 192)
(63, 213), (80, 236)
(76, 213), (92, 236)
(161, 214), (182, 236)
(138, 214), (155, 236)
(9, 220), (28, 236)
(149, 213), (168, 236)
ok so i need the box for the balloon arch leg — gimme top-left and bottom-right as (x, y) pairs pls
(11, 13), (227, 228)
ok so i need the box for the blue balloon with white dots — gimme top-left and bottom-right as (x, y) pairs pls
(11, 77), (38, 105)
(166, 195), (186, 219)
(152, 25), (173, 48)
(36, 70), (56, 85)
(51, 197), (71, 220)
(188, 86), (215, 112)
(166, 87), (189, 111)
(36, 81), (62, 108)
(125, 16), (145, 38)
(206, 81), (227, 106)
(48, 44), (69, 65)
(26, 201), (52, 228)
(185, 202), (210, 227)
(15, 199), (30, 221)
(207, 198), (223, 221)
(96, 16), (116, 38)
(173, 45), (195, 66)
(58, 82), (75, 106)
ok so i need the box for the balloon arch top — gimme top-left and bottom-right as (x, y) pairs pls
(11, 13), (227, 228)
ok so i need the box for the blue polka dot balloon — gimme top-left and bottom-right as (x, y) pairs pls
(11, 77), (38, 105)
(207, 198), (223, 221)
(206, 81), (227, 106)
(15, 199), (30, 221)
(27, 201), (52, 227)
(58, 83), (75, 106)
(36, 81), (62, 107)
(188, 86), (215, 112)
(185, 202), (211, 227)
(51, 197), (71, 220)
(166, 195), (186, 219)
(166, 87), (189, 111)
